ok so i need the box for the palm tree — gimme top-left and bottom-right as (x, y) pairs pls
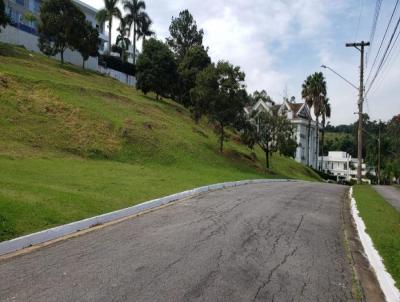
(123, 0), (147, 64)
(320, 97), (331, 171)
(137, 14), (154, 49)
(301, 76), (314, 166)
(116, 16), (131, 62)
(96, 0), (122, 55)
(301, 72), (326, 168)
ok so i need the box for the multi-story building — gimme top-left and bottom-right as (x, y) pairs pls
(318, 151), (373, 182)
(2, 0), (108, 70)
(244, 99), (320, 169)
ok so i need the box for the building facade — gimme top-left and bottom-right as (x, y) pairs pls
(318, 151), (372, 182)
(2, 0), (108, 70)
(245, 99), (320, 169)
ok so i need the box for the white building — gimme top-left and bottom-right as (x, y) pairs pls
(318, 151), (372, 182)
(245, 99), (320, 169)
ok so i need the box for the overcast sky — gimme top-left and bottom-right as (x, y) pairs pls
(85, 0), (399, 125)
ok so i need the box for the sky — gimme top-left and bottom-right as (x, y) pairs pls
(85, 0), (400, 125)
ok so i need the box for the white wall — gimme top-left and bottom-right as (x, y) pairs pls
(0, 26), (98, 71)
(98, 65), (136, 87)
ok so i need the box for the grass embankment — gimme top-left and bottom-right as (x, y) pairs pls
(353, 185), (400, 288)
(0, 43), (320, 241)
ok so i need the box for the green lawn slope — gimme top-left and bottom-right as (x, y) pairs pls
(0, 43), (320, 241)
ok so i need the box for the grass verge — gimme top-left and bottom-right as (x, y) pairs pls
(353, 184), (400, 289)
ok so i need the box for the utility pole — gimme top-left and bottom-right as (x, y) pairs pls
(378, 122), (381, 185)
(346, 41), (370, 184)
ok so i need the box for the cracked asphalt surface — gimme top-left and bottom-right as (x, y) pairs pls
(373, 185), (400, 212)
(0, 182), (354, 302)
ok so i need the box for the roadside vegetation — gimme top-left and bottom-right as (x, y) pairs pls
(353, 185), (400, 288)
(0, 43), (320, 241)
(325, 115), (400, 184)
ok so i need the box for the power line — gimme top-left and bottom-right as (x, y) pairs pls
(354, 0), (364, 40)
(365, 0), (399, 86)
(366, 14), (400, 95)
(366, 0), (383, 67)
(367, 29), (400, 97)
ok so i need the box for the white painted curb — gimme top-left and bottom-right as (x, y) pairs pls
(0, 179), (294, 256)
(350, 187), (400, 302)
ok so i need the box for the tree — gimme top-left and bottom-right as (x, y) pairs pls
(115, 16), (131, 62)
(301, 72), (326, 168)
(320, 96), (331, 169)
(167, 10), (204, 60)
(242, 110), (295, 172)
(178, 45), (211, 110)
(96, 0), (121, 55)
(38, 0), (86, 64)
(250, 90), (275, 105)
(137, 13), (154, 49)
(0, 0), (9, 32)
(77, 21), (99, 69)
(123, 0), (148, 64)
(136, 38), (177, 99)
(23, 11), (37, 28)
(191, 61), (247, 153)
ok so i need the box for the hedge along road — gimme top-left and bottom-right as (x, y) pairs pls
(0, 182), (355, 301)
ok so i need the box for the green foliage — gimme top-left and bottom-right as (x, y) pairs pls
(115, 16), (131, 62)
(353, 185), (400, 288)
(0, 43), (321, 240)
(0, 0), (9, 32)
(242, 110), (296, 171)
(38, 0), (86, 63)
(77, 21), (99, 68)
(250, 90), (274, 106)
(96, 0), (122, 54)
(23, 11), (37, 26)
(178, 45), (211, 108)
(136, 38), (177, 98)
(167, 9), (204, 59)
(123, 0), (149, 64)
(191, 61), (247, 152)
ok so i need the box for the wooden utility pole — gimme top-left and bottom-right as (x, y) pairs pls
(378, 122), (381, 185)
(346, 41), (370, 184)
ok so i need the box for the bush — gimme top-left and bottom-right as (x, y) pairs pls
(99, 54), (136, 76)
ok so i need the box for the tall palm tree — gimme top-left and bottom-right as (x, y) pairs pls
(123, 0), (147, 64)
(301, 76), (314, 166)
(320, 97), (331, 171)
(96, 0), (122, 54)
(301, 72), (326, 168)
(137, 14), (154, 49)
(116, 16), (131, 62)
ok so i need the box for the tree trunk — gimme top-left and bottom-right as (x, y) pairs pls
(315, 116), (319, 169)
(108, 17), (112, 54)
(321, 118), (325, 172)
(219, 123), (224, 153)
(60, 49), (64, 64)
(265, 149), (270, 173)
(133, 23), (136, 64)
(82, 59), (85, 69)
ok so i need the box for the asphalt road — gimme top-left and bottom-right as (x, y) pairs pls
(373, 185), (400, 212)
(0, 182), (354, 302)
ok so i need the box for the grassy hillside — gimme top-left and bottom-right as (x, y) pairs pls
(0, 43), (320, 241)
